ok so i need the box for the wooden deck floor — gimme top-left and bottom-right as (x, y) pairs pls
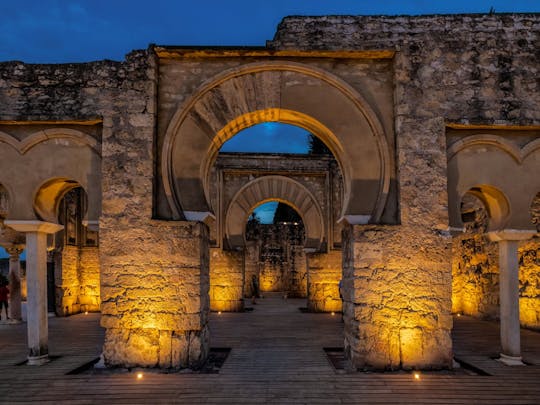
(1, 294), (540, 404)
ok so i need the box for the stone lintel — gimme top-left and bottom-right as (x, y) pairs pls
(4, 220), (63, 234)
(487, 229), (537, 242)
(154, 47), (395, 60)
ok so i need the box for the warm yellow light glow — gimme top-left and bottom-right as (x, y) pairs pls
(457, 313), (461, 317)
(84, 311), (88, 315)
(137, 372), (143, 380)
(218, 311), (222, 315)
(414, 372), (420, 380)
(331, 312), (335, 316)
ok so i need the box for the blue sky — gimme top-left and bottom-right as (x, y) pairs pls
(0, 1), (538, 259)
(0, 1), (538, 63)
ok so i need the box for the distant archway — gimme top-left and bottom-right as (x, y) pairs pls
(225, 175), (324, 250)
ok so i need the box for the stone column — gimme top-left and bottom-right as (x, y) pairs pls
(4, 220), (63, 365)
(488, 229), (537, 366)
(7, 246), (24, 323)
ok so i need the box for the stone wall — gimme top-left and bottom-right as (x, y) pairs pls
(209, 248), (243, 312)
(452, 235), (540, 330)
(518, 239), (540, 329)
(306, 250), (341, 312)
(55, 245), (80, 316)
(343, 225), (452, 370)
(54, 246), (100, 315)
(79, 247), (100, 312)
(100, 221), (209, 369)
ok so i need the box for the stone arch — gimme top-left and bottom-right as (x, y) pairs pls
(0, 128), (99, 155)
(162, 61), (390, 223)
(458, 185), (510, 231)
(33, 178), (86, 224)
(225, 176), (324, 250)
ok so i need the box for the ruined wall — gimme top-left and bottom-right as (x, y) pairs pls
(209, 248), (243, 312)
(289, 246), (307, 298)
(452, 236), (540, 330)
(452, 235), (499, 319)
(243, 242), (259, 298)
(79, 247), (100, 312)
(343, 225), (452, 370)
(54, 246), (100, 315)
(101, 221), (209, 369)
(306, 251), (341, 312)
(55, 245), (80, 316)
(0, 51), (211, 369)
(271, 13), (539, 370)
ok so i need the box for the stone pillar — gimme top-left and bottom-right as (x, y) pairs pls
(100, 221), (210, 369)
(4, 221), (63, 365)
(488, 229), (537, 366)
(7, 246), (24, 322)
(209, 248), (244, 312)
(343, 224), (452, 370)
(306, 251), (342, 312)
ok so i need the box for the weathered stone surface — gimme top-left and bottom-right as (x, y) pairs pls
(100, 221), (210, 368)
(343, 224), (452, 370)
(306, 251), (341, 312)
(210, 248), (244, 312)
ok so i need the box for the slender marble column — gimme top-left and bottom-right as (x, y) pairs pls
(7, 246), (24, 322)
(4, 221), (63, 365)
(488, 229), (537, 366)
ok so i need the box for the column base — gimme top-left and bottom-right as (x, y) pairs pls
(27, 354), (49, 366)
(8, 318), (22, 325)
(496, 353), (525, 366)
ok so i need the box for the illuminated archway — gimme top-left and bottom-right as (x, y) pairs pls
(225, 176), (324, 250)
(162, 61), (391, 224)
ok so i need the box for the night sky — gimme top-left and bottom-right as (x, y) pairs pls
(0, 1), (538, 257)
(1, 1), (537, 63)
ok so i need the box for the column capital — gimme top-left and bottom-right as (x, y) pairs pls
(487, 229), (537, 242)
(4, 220), (63, 234)
(5, 245), (24, 258)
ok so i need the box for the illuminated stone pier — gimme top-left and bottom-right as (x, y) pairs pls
(7, 246), (24, 322)
(488, 230), (537, 365)
(5, 221), (63, 365)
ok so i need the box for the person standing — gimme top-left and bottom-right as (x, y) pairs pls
(0, 282), (9, 321)
(251, 274), (260, 305)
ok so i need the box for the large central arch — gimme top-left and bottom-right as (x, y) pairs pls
(225, 175), (324, 250)
(162, 61), (391, 224)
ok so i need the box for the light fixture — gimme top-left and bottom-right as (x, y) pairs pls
(137, 372), (143, 380)
(414, 372), (420, 380)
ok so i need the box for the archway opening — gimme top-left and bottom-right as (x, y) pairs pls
(452, 191), (498, 318)
(245, 200), (306, 298)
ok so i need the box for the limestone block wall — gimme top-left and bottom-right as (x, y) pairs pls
(210, 248), (244, 312)
(288, 246), (307, 298)
(55, 246), (100, 316)
(243, 242), (259, 298)
(452, 235), (540, 330)
(100, 221), (209, 369)
(79, 247), (100, 312)
(452, 235), (499, 319)
(271, 13), (538, 370)
(55, 246), (80, 316)
(306, 251), (341, 312)
(343, 225), (452, 370)
(260, 259), (284, 292)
